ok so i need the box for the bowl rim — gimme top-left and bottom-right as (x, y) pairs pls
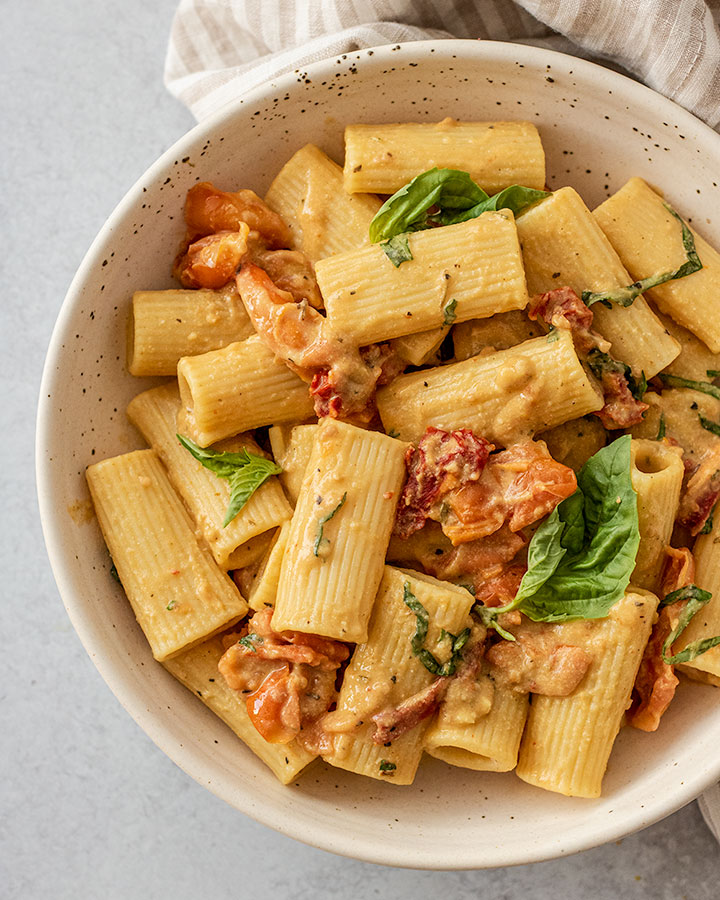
(36, 37), (720, 869)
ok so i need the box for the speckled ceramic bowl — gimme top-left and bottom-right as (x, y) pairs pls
(37, 40), (720, 868)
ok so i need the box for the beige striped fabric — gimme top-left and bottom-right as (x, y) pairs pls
(165, 0), (720, 130)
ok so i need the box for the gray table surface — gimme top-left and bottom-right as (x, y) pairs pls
(3, 1), (720, 897)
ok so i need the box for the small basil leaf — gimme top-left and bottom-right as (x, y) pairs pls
(178, 434), (281, 526)
(381, 233), (414, 267)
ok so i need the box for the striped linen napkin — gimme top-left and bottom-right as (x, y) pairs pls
(164, 0), (720, 839)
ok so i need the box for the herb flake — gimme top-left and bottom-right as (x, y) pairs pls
(313, 492), (347, 557)
(443, 298), (458, 326)
(380, 233), (413, 267)
(238, 633), (263, 653)
(379, 759), (397, 774)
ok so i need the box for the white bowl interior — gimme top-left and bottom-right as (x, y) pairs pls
(37, 40), (720, 868)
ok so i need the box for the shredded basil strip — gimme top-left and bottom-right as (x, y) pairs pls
(381, 233), (413, 267)
(586, 349), (647, 401)
(443, 298), (458, 326)
(707, 370), (720, 378)
(368, 167), (550, 243)
(656, 412), (667, 441)
(699, 414), (720, 437)
(177, 434), (282, 526)
(238, 633), (263, 653)
(581, 204), (701, 308)
(659, 584), (720, 664)
(658, 374), (720, 401)
(313, 492), (347, 557)
(402, 582), (470, 676)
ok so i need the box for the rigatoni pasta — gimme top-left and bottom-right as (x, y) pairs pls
(127, 283), (254, 376)
(84, 116), (720, 797)
(377, 330), (603, 444)
(272, 418), (407, 642)
(86, 449), (247, 661)
(316, 212), (529, 346)
(343, 120), (545, 194)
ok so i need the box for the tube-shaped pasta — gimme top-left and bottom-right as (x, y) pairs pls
(343, 120), (545, 194)
(177, 335), (315, 446)
(453, 309), (542, 362)
(322, 567), (474, 784)
(268, 423), (318, 506)
(654, 308), (720, 381)
(593, 177), (720, 352)
(516, 187), (679, 376)
(127, 383), (292, 569)
(630, 439), (685, 593)
(629, 389), (720, 469)
(675, 512), (720, 680)
(516, 589), (656, 798)
(391, 327), (447, 366)
(424, 671), (528, 772)
(271, 418), (407, 642)
(86, 449), (248, 661)
(538, 417), (607, 471)
(245, 521), (291, 612)
(377, 330), (603, 445)
(163, 636), (315, 783)
(315, 213), (529, 346)
(264, 143), (381, 262)
(127, 284), (254, 376)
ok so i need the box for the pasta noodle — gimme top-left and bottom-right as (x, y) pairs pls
(84, 117), (720, 795)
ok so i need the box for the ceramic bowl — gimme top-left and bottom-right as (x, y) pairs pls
(37, 39), (720, 868)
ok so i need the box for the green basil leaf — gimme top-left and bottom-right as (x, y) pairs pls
(443, 298), (458, 326)
(432, 184), (550, 226)
(313, 492), (347, 557)
(490, 436), (638, 624)
(379, 759), (396, 774)
(707, 370), (720, 378)
(381, 233), (414, 267)
(178, 434), (282, 526)
(368, 168), (550, 242)
(581, 204), (702, 308)
(659, 584), (720, 664)
(658, 374), (720, 401)
(369, 168), (487, 243)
